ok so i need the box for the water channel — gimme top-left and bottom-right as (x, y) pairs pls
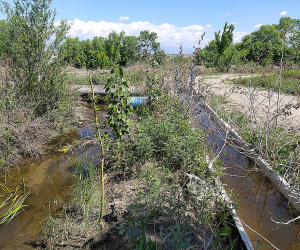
(0, 106), (107, 249)
(0, 102), (299, 249)
(194, 103), (300, 250)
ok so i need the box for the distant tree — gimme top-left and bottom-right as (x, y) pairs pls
(239, 24), (284, 65)
(119, 35), (139, 65)
(104, 31), (124, 65)
(61, 30), (165, 69)
(63, 37), (81, 65)
(196, 17), (300, 68)
(196, 22), (235, 72)
(277, 17), (300, 47)
(215, 22), (235, 56)
(137, 30), (161, 61)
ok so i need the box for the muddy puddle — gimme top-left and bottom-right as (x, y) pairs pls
(0, 106), (107, 249)
(194, 104), (300, 250)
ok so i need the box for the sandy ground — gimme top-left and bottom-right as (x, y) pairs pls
(196, 74), (300, 130)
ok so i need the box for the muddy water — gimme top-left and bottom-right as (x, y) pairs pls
(194, 104), (300, 250)
(2, 100), (300, 249)
(0, 106), (107, 249)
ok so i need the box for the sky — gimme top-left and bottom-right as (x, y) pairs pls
(0, 0), (299, 54)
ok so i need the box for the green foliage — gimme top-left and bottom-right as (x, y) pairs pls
(281, 68), (300, 79)
(104, 67), (134, 138)
(0, 0), (71, 117)
(196, 22), (235, 72)
(196, 17), (300, 68)
(0, 186), (30, 225)
(242, 128), (299, 176)
(209, 90), (300, 189)
(214, 22), (235, 56)
(61, 30), (165, 69)
(234, 19), (300, 66)
(133, 114), (207, 173)
(144, 73), (163, 110)
(119, 182), (194, 250)
(277, 16), (300, 47)
(234, 73), (300, 95)
(137, 30), (166, 64)
(0, 166), (30, 225)
(73, 161), (98, 227)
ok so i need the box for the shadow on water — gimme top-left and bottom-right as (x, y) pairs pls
(0, 124), (106, 249)
(194, 103), (300, 250)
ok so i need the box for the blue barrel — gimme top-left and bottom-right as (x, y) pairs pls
(128, 97), (147, 107)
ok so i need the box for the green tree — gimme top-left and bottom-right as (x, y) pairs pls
(0, 19), (8, 55)
(239, 24), (283, 65)
(0, 0), (71, 116)
(137, 30), (161, 62)
(214, 22), (235, 56)
(104, 67), (133, 138)
(104, 31), (124, 65)
(214, 22), (235, 72)
(277, 17), (300, 47)
(119, 35), (138, 65)
(62, 37), (81, 65)
(195, 22), (236, 72)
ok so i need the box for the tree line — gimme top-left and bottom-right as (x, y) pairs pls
(62, 30), (166, 69)
(195, 17), (300, 72)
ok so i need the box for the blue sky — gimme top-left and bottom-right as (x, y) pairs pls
(0, 0), (299, 54)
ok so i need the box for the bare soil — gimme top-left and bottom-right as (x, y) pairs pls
(198, 74), (300, 130)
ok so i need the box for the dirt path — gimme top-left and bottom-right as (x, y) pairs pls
(196, 74), (300, 130)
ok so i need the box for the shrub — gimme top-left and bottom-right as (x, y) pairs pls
(0, 0), (71, 117)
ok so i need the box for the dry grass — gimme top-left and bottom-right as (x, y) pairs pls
(0, 62), (80, 168)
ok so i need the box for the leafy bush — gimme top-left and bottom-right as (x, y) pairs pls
(282, 69), (300, 79)
(0, 0), (71, 117)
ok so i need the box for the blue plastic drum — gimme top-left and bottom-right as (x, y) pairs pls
(128, 97), (148, 107)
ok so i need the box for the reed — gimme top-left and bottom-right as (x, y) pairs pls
(88, 73), (106, 230)
(0, 170), (30, 225)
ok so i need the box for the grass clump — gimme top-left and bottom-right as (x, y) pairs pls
(73, 161), (99, 227)
(107, 85), (242, 249)
(233, 69), (300, 95)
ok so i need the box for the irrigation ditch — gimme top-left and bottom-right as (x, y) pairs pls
(1, 84), (300, 249)
(191, 98), (300, 249)
(0, 106), (109, 249)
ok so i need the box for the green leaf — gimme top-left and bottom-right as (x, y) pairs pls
(126, 120), (134, 127)
(116, 88), (122, 97)
(117, 67), (123, 77)
(121, 99), (126, 107)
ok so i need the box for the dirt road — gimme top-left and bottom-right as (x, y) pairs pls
(196, 74), (300, 130)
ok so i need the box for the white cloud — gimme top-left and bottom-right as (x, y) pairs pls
(233, 31), (248, 43)
(66, 18), (205, 49)
(119, 16), (129, 22)
(205, 24), (212, 28)
(232, 21), (236, 24)
(254, 24), (262, 28)
(222, 12), (230, 16)
(280, 11), (287, 16)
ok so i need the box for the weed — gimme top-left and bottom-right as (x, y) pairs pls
(104, 67), (134, 138)
(73, 161), (98, 227)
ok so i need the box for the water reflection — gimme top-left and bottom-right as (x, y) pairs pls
(194, 104), (300, 250)
(0, 125), (104, 249)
